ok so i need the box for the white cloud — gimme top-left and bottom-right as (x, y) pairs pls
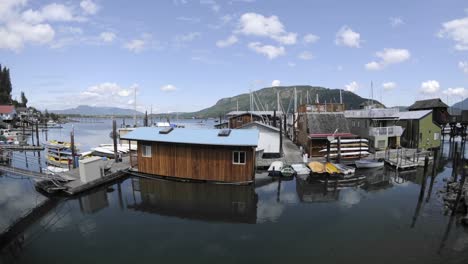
(38, 3), (75, 22)
(443, 87), (466, 97)
(382, 82), (397, 91)
(124, 39), (145, 53)
(160, 84), (177, 92)
(335, 26), (361, 48)
(459, 61), (468, 74)
(80, 0), (99, 15)
(365, 48), (410, 70)
(216, 35), (238, 47)
(78, 82), (138, 108)
(389, 17), (404, 27)
(303, 33), (319, 44)
(271, 80), (280, 87)
(100, 32), (115, 42)
(0, 22), (55, 51)
(438, 16), (468, 51)
(237, 12), (297, 45)
(420, 80), (440, 94)
(298, 51), (313, 60)
(344, 81), (359, 92)
(248, 42), (285, 59)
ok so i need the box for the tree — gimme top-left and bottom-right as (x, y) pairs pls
(20, 91), (28, 107)
(0, 65), (12, 104)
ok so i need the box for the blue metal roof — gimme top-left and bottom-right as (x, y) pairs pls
(121, 127), (259, 147)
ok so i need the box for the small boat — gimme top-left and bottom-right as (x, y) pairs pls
(281, 165), (296, 177)
(308, 161), (327, 174)
(319, 147), (368, 152)
(355, 159), (384, 169)
(268, 161), (284, 176)
(291, 163), (311, 180)
(333, 163), (355, 175)
(330, 138), (368, 144)
(326, 151), (370, 157)
(325, 162), (341, 174)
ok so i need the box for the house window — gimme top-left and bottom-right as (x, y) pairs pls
(233, 151), (246, 165)
(434, 133), (440, 140)
(142, 144), (152, 157)
(237, 116), (242, 122)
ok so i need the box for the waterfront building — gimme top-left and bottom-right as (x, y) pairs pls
(394, 110), (441, 150)
(408, 98), (449, 126)
(121, 127), (258, 183)
(226, 111), (282, 129)
(0, 105), (16, 123)
(237, 121), (281, 158)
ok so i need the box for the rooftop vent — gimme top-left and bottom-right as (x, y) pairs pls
(218, 129), (231, 137)
(159, 127), (174, 134)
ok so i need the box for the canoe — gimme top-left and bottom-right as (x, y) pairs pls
(291, 163), (311, 175)
(308, 161), (326, 174)
(281, 165), (296, 177)
(319, 147), (369, 152)
(333, 163), (356, 175)
(268, 161), (284, 176)
(330, 139), (368, 144)
(331, 143), (369, 148)
(325, 151), (370, 157)
(355, 159), (384, 169)
(325, 163), (341, 174)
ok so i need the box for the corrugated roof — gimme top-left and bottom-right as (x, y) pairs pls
(237, 121), (280, 132)
(393, 110), (432, 120)
(306, 113), (351, 135)
(121, 127), (258, 147)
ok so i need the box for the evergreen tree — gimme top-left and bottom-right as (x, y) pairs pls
(20, 91), (28, 107)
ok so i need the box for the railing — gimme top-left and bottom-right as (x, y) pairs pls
(344, 108), (400, 118)
(369, 126), (404, 137)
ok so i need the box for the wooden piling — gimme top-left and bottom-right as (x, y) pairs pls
(70, 129), (76, 169)
(418, 156), (430, 202)
(452, 159), (466, 216)
(279, 119), (283, 156)
(113, 118), (118, 162)
(35, 121), (39, 147)
(326, 140), (331, 162)
(337, 137), (341, 164)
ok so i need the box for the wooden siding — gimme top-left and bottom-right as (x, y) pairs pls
(137, 141), (255, 183)
(229, 114), (263, 129)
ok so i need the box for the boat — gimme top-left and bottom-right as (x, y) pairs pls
(355, 159), (384, 169)
(325, 151), (370, 158)
(308, 161), (327, 175)
(332, 163), (355, 175)
(268, 161), (284, 176)
(280, 165), (296, 177)
(91, 147), (116, 158)
(291, 163), (311, 180)
(44, 140), (77, 169)
(319, 147), (368, 152)
(325, 162), (341, 174)
(330, 138), (368, 144)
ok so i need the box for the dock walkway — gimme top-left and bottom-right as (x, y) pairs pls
(0, 145), (44, 151)
(257, 136), (304, 168)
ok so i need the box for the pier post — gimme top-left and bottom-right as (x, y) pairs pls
(273, 109), (277, 127)
(113, 119), (118, 162)
(337, 137), (341, 164)
(279, 119), (283, 156)
(426, 148), (439, 203)
(35, 121), (39, 147)
(326, 140), (331, 162)
(452, 159), (466, 216)
(452, 142), (459, 182)
(418, 156), (429, 202)
(70, 129), (76, 169)
(31, 122), (34, 146)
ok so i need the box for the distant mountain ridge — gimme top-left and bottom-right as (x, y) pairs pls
(51, 105), (144, 116)
(181, 85), (384, 118)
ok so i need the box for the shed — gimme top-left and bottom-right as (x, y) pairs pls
(408, 98), (449, 125)
(238, 121), (281, 158)
(0, 105), (16, 121)
(394, 110), (441, 150)
(121, 127), (259, 183)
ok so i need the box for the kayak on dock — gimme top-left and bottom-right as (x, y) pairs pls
(268, 161), (284, 176)
(355, 159), (384, 169)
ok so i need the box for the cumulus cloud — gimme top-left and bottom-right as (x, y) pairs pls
(78, 82), (138, 108)
(365, 48), (410, 70)
(216, 35), (238, 47)
(438, 16), (468, 50)
(382, 82), (396, 91)
(303, 33), (319, 44)
(389, 17), (404, 27)
(443, 87), (466, 97)
(160, 84), (177, 92)
(420, 80), (440, 94)
(335, 26), (361, 48)
(298, 51), (313, 60)
(174, 32), (201, 46)
(237, 12), (297, 45)
(271, 80), (281, 87)
(248, 42), (285, 59)
(459, 61), (468, 74)
(124, 39), (146, 53)
(80, 0), (99, 15)
(344, 81), (359, 92)
(100, 32), (115, 42)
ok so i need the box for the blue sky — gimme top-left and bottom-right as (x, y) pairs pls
(0, 0), (468, 113)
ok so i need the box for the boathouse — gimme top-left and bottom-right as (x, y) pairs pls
(121, 127), (259, 183)
(0, 105), (16, 122)
(394, 110), (441, 150)
(227, 111), (282, 129)
(238, 121), (281, 158)
(408, 98), (449, 125)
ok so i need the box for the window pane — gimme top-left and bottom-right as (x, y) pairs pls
(240, 152), (246, 163)
(233, 151), (239, 163)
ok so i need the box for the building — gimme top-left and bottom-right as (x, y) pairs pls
(394, 110), (441, 150)
(344, 108), (404, 150)
(238, 121), (281, 158)
(121, 127), (259, 183)
(227, 111), (282, 129)
(296, 112), (354, 156)
(408, 98), (449, 125)
(297, 103), (345, 113)
(0, 105), (16, 122)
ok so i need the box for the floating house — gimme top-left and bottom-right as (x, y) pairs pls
(227, 111), (282, 129)
(394, 110), (441, 150)
(344, 108), (404, 150)
(408, 98), (449, 125)
(0, 105), (16, 123)
(121, 127), (259, 184)
(238, 121), (281, 158)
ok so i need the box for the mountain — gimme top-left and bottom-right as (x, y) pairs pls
(451, 98), (468, 111)
(180, 85), (383, 118)
(51, 105), (144, 116)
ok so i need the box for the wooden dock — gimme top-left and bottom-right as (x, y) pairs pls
(257, 136), (304, 168)
(0, 145), (44, 151)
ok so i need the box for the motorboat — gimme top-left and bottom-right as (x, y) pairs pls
(355, 159), (384, 169)
(280, 165), (296, 178)
(291, 163), (311, 180)
(308, 161), (327, 175)
(325, 162), (341, 175)
(268, 161), (284, 176)
(332, 163), (356, 175)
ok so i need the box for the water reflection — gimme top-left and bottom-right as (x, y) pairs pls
(127, 177), (258, 224)
(296, 178), (339, 203)
(78, 189), (109, 215)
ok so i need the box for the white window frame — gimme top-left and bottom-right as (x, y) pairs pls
(233, 151), (246, 165)
(142, 144), (152, 158)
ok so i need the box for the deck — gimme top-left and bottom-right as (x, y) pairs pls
(256, 136), (304, 168)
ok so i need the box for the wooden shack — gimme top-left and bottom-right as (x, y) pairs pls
(121, 127), (259, 183)
(228, 112), (263, 129)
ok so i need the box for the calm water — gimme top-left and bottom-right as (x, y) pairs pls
(1, 120), (468, 264)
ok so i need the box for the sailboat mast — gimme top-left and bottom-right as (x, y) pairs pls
(294, 87), (297, 113)
(340, 89), (343, 104)
(133, 86), (137, 126)
(277, 91), (280, 112)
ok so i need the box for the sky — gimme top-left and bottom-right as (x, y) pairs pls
(0, 0), (468, 113)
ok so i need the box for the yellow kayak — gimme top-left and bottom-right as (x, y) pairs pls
(325, 162), (341, 174)
(308, 161), (326, 174)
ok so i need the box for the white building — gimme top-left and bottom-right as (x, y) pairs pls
(238, 121), (281, 158)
